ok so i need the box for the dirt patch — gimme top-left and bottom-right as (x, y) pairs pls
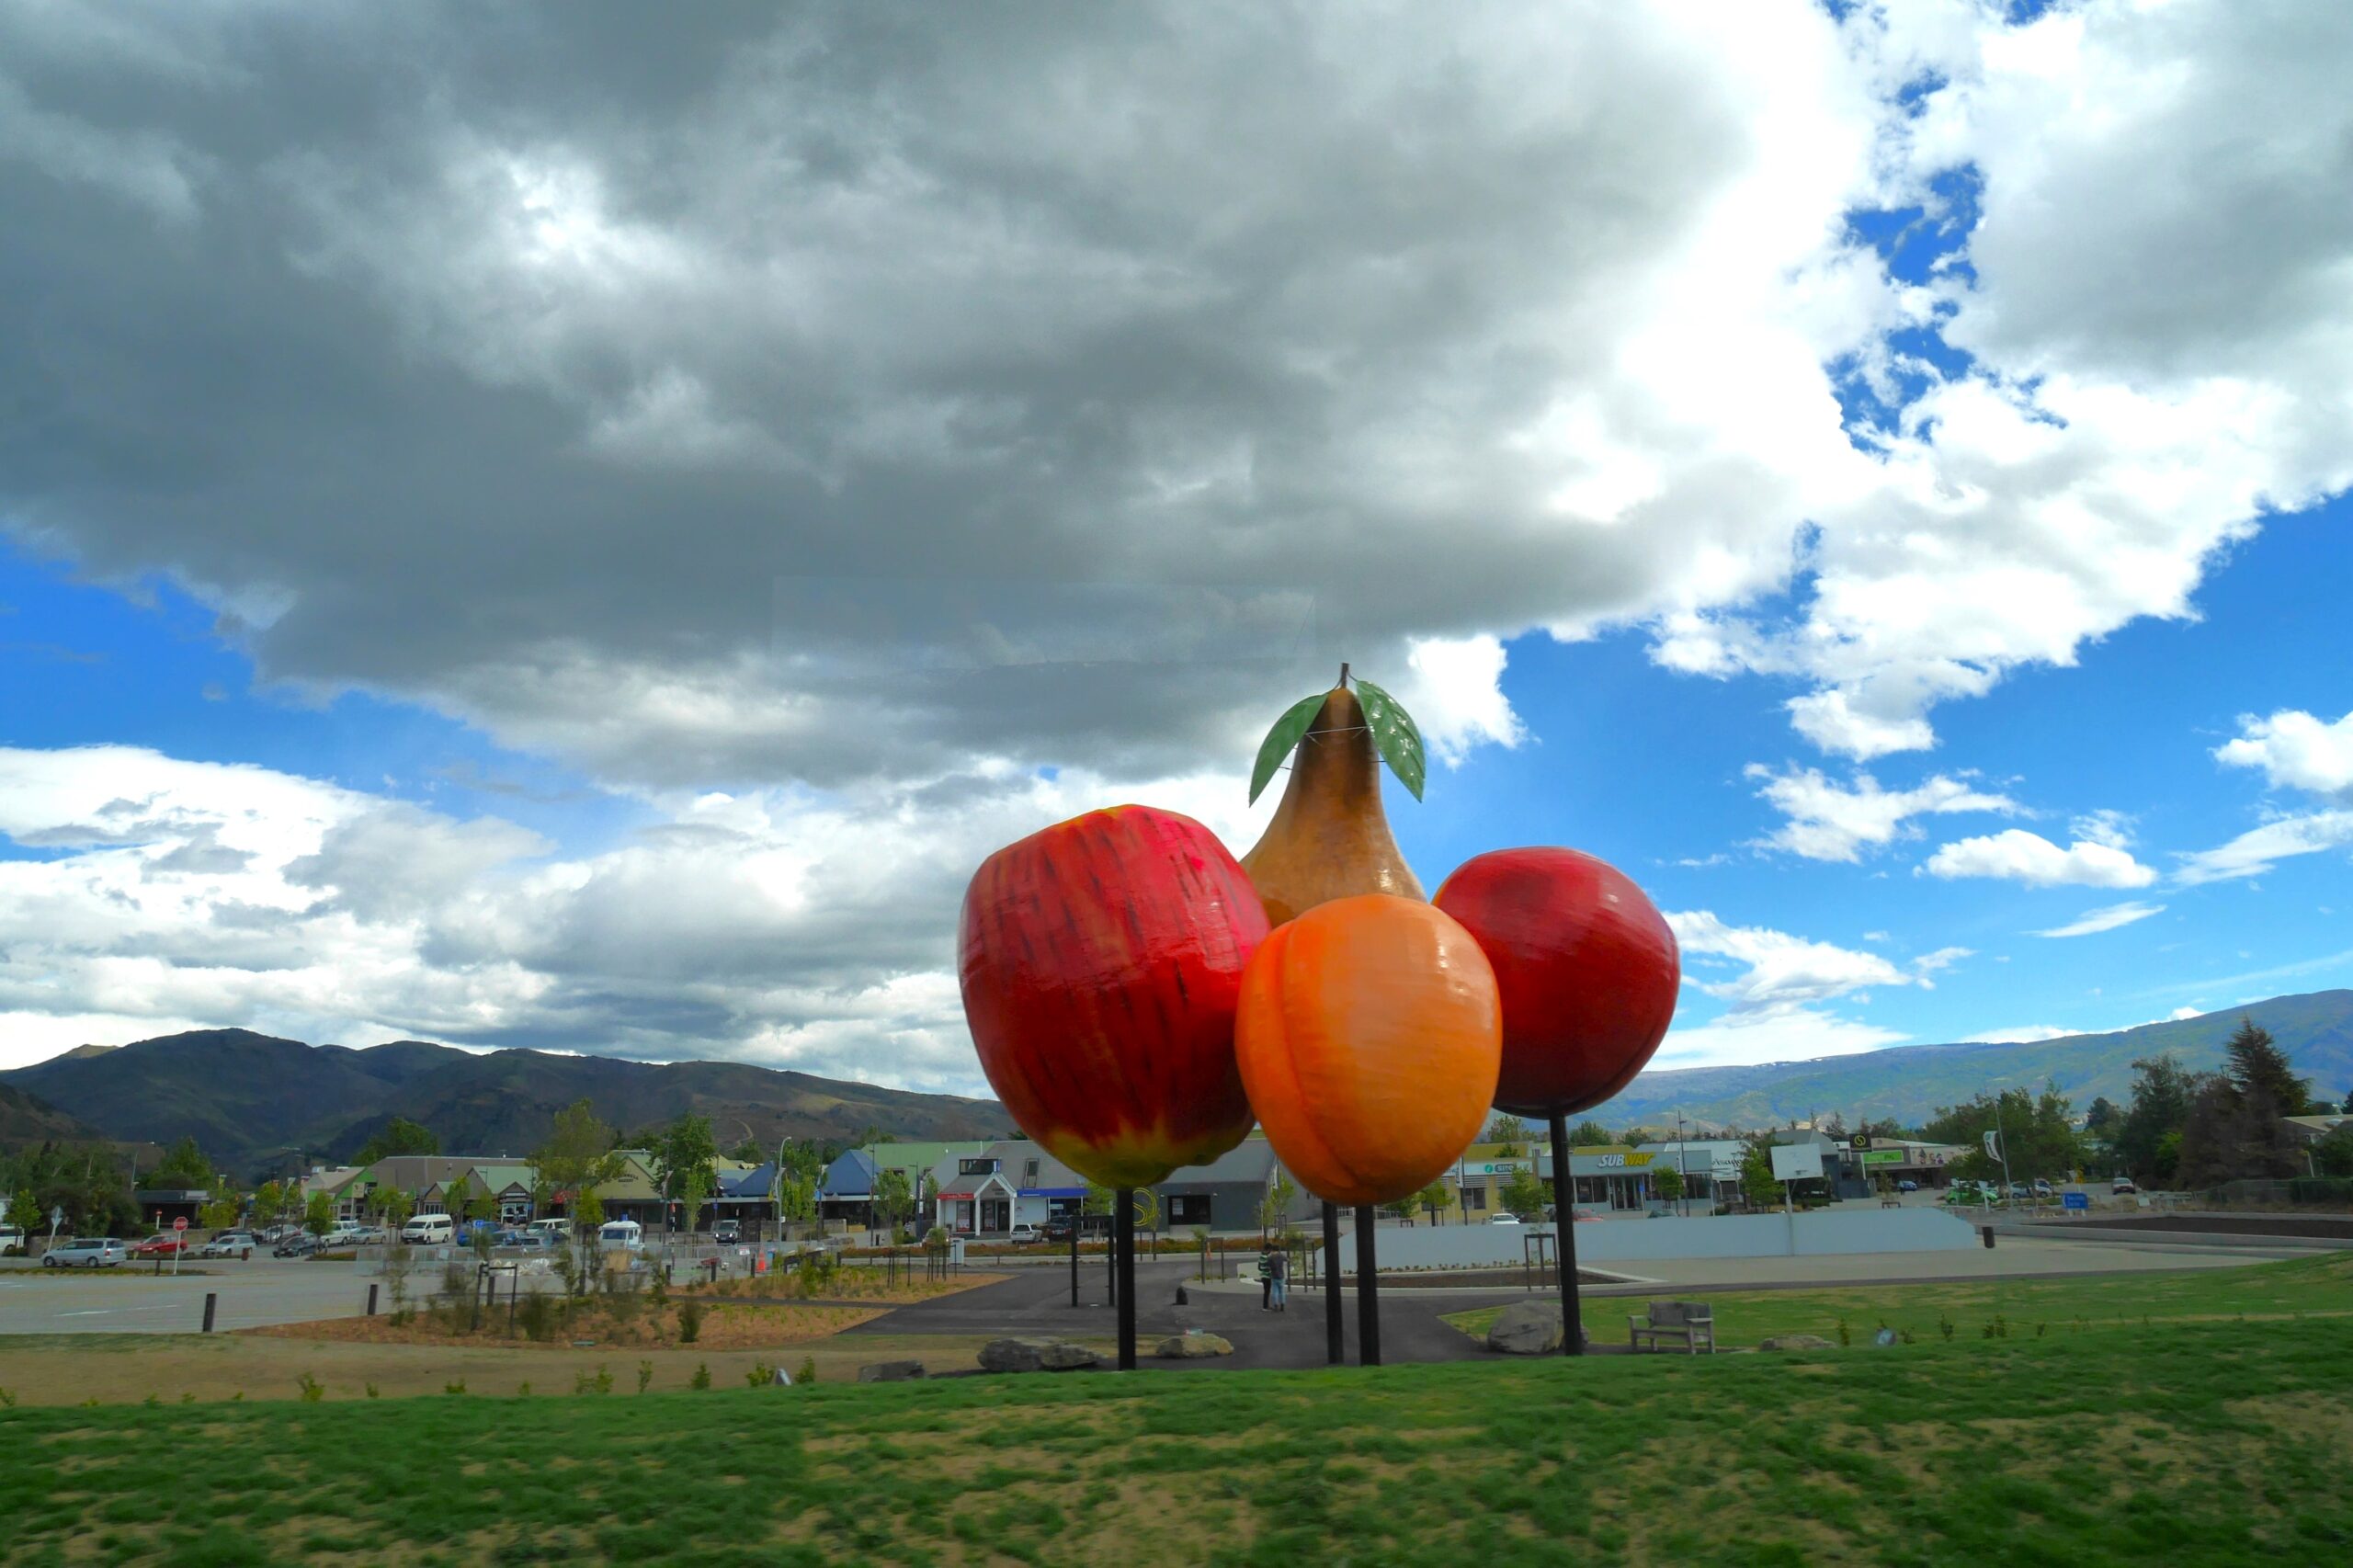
(244, 1299), (884, 1349)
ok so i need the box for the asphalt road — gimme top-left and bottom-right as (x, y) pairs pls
(0, 1256), (384, 1335)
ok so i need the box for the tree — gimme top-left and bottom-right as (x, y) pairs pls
(151, 1136), (215, 1190)
(1653, 1165), (1685, 1203)
(1739, 1138), (1781, 1209)
(2225, 1018), (2311, 1116)
(198, 1196), (240, 1231)
(441, 1175), (473, 1222)
(1923, 1086), (2083, 1184)
(651, 1114), (719, 1214)
(532, 1100), (626, 1277)
(1256, 1170), (1297, 1236)
(871, 1167), (913, 1233)
(374, 1186), (415, 1229)
(727, 1138), (763, 1165)
(1415, 1178), (1450, 1223)
(2115, 1054), (2202, 1185)
(303, 1190), (335, 1235)
(1081, 1179), (1115, 1217)
(2083, 1096), (2121, 1137)
(1499, 1167), (1549, 1218)
(354, 1117), (438, 1165)
(1567, 1120), (1617, 1148)
(1483, 1113), (1530, 1153)
(2311, 1124), (2353, 1178)
(676, 1166), (714, 1237)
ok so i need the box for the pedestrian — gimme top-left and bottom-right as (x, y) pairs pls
(1268, 1246), (1289, 1312)
(1258, 1244), (1273, 1310)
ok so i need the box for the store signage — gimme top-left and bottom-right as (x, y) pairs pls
(1860, 1149), (1904, 1166)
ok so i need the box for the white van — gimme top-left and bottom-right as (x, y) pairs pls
(596, 1220), (642, 1251)
(401, 1213), (455, 1245)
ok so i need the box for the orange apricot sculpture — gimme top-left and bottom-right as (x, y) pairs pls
(1234, 893), (1502, 1207)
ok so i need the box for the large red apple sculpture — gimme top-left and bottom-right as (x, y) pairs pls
(1433, 846), (1679, 1117)
(959, 804), (1269, 1187)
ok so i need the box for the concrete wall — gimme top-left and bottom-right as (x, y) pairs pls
(1313, 1207), (1979, 1272)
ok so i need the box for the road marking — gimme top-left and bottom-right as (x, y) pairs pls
(58, 1309), (112, 1317)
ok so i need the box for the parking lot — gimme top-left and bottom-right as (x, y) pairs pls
(2, 1255), (394, 1335)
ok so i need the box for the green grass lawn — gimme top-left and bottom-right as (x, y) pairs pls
(1446, 1251), (2353, 1348)
(5, 1313), (2350, 1566)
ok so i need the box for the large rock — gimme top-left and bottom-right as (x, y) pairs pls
(1486, 1301), (1566, 1356)
(1154, 1332), (1234, 1359)
(978, 1336), (1101, 1373)
(1758, 1334), (1835, 1351)
(857, 1360), (927, 1382)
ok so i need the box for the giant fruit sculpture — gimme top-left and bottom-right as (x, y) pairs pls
(959, 805), (1268, 1187)
(1433, 846), (1679, 1118)
(1235, 893), (1501, 1206)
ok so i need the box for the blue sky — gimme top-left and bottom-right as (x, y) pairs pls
(1, 1), (2348, 1091)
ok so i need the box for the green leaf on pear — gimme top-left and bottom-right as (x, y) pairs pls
(1352, 677), (1427, 801)
(1248, 693), (1328, 805)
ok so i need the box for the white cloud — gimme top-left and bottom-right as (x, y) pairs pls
(1666, 909), (1914, 1015)
(2173, 810), (2353, 885)
(1962, 1025), (2077, 1045)
(1393, 635), (1527, 767)
(1653, 1008), (1908, 1071)
(2031, 900), (2166, 938)
(1747, 765), (2017, 861)
(2216, 709), (2353, 799)
(1910, 946), (1972, 985)
(2168, 1006), (2202, 1021)
(1923, 829), (2158, 888)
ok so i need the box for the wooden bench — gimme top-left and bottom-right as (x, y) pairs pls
(1629, 1300), (1715, 1355)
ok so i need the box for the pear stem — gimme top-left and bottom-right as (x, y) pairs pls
(1338, 662), (1350, 687)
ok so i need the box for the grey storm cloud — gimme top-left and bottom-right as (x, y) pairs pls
(0, 0), (1862, 789)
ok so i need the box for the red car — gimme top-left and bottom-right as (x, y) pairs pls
(131, 1233), (189, 1257)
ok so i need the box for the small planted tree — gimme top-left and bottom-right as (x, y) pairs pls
(303, 1190), (335, 1236)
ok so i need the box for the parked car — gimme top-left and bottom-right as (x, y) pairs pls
(1007, 1223), (1042, 1244)
(273, 1234), (323, 1258)
(44, 1237), (125, 1268)
(2006, 1182), (2033, 1202)
(2031, 1178), (2056, 1199)
(1488, 1212), (1523, 1225)
(0, 1225), (27, 1256)
(131, 1233), (189, 1257)
(712, 1219), (741, 1244)
(504, 1232), (553, 1253)
(2111, 1176), (2138, 1194)
(1040, 1218), (1076, 1243)
(199, 1232), (257, 1259)
(1896, 1179), (1919, 1193)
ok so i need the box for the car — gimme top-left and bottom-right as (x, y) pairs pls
(273, 1234), (323, 1258)
(2111, 1176), (2138, 1194)
(131, 1233), (190, 1257)
(1006, 1223), (1041, 1244)
(712, 1220), (742, 1244)
(2031, 1178), (2055, 1199)
(44, 1237), (125, 1268)
(1896, 1179), (1919, 1193)
(0, 1226), (27, 1256)
(1040, 1218), (1076, 1243)
(199, 1232), (257, 1259)
(2007, 1182), (2032, 1201)
(1488, 1212), (1523, 1225)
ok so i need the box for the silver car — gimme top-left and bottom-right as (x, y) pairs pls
(199, 1232), (258, 1258)
(44, 1237), (126, 1268)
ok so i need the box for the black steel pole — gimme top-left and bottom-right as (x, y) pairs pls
(1115, 1187), (1138, 1370)
(1069, 1218), (1080, 1307)
(1353, 1203), (1381, 1366)
(1321, 1201), (1344, 1366)
(1550, 1112), (1584, 1356)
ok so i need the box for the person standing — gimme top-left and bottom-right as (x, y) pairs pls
(1268, 1245), (1289, 1312)
(1258, 1243), (1274, 1310)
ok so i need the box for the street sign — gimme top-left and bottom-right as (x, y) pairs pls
(2062, 1191), (2090, 1212)
(173, 1216), (188, 1232)
(1851, 1132), (1873, 1151)
(51, 1205), (63, 1227)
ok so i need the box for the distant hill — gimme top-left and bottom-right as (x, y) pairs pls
(0, 1082), (108, 1148)
(1592, 990), (2353, 1131)
(1, 1029), (1014, 1179)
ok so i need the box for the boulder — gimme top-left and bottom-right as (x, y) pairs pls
(1154, 1332), (1234, 1359)
(1758, 1334), (1836, 1352)
(1486, 1301), (1566, 1356)
(978, 1336), (1101, 1373)
(857, 1360), (927, 1382)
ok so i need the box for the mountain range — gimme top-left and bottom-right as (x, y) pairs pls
(6, 989), (2347, 1176)
(0, 1029), (1013, 1178)
(1587, 990), (2353, 1131)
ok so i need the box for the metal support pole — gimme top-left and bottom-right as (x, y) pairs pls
(1070, 1220), (1080, 1307)
(367, 1282), (379, 1316)
(1115, 1187), (1137, 1371)
(1550, 1113), (1584, 1356)
(201, 1292), (216, 1334)
(1353, 1204), (1381, 1367)
(1321, 1201), (1345, 1366)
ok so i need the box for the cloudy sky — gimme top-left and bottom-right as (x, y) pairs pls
(3, 0), (2349, 1093)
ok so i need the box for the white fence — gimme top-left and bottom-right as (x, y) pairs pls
(1313, 1207), (1979, 1272)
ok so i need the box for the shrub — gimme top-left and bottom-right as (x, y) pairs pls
(296, 1373), (324, 1403)
(1836, 1318), (1851, 1347)
(517, 1381), (531, 1397)
(364, 1382), (380, 1399)
(746, 1362), (774, 1388)
(678, 1295), (703, 1344)
(690, 1362), (711, 1390)
(636, 1360), (654, 1394)
(796, 1355), (816, 1387)
(573, 1366), (613, 1395)
(0, 1388), (14, 1408)
(516, 1291), (557, 1343)
(444, 1379), (467, 1395)
(1938, 1312), (1955, 1342)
